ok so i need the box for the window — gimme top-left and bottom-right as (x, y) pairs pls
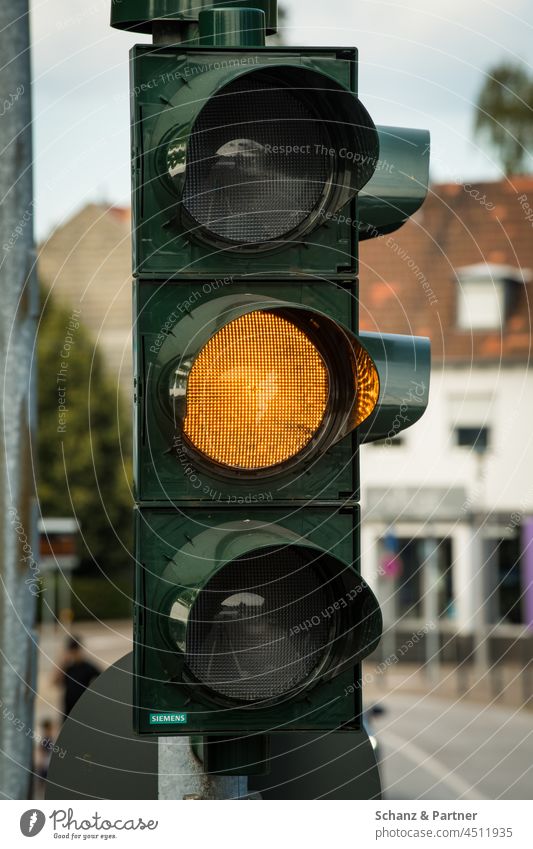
(370, 436), (405, 448)
(455, 426), (490, 451)
(380, 537), (453, 620)
(449, 395), (492, 454)
(455, 264), (530, 331)
(495, 537), (522, 625)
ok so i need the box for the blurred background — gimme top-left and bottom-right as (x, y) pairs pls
(1, 0), (532, 800)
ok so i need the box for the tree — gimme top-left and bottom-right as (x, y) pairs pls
(474, 62), (533, 176)
(37, 287), (133, 578)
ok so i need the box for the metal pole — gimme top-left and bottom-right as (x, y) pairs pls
(0, 0), (38, 799)
(422, 537), (440, 685)
(158, 738), (247, 799)
(472, 453), (490, 675)
(152, 21), (197, 45)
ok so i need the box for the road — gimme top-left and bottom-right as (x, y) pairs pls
(371, 692), (533, 800)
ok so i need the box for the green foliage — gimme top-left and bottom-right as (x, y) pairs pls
(474, 62), (533, 175)
(37, 287), (133, 577)
(69, 573), (133, 621)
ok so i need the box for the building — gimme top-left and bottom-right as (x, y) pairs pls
(38, 203), (132, 395)
(359, 177), (533, 661)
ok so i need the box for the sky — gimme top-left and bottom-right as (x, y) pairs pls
(29, 0), (533, 240)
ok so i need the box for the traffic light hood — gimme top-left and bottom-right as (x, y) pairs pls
(358, 126), (430, 239)
(358, 331), (431, 443)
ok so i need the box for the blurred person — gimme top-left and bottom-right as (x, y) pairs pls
(53, 636), (101, 718)
(35, 718), (55, 782)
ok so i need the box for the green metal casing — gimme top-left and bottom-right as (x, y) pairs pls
(133, 278), (430, 502)
(126, 16), (431, 752)
(133, 506), (382, 734)
(129, 45), (369, 278)
(111, 0), (278, 35)
(198, 8), (266, 47)
(134, 278), (359, 503)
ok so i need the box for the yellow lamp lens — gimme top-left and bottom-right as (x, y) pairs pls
(353, 343), (380, 426)
(183, 311), (329, 470)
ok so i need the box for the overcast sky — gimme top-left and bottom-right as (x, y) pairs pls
(30, 0), (533, 240)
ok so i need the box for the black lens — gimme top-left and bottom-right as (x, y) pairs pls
(184, 547), (332, 702)
(179, 75), (331, 245)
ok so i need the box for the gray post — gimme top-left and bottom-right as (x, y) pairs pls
(158, 738), (247, 799)
(422, 537), (440, 685)
(0, 0), (38, 799)
(472, 453), (490, 674)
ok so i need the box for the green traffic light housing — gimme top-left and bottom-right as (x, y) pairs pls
(111, 0), (278, 36)
(135, 283), (430, 501)
(130, 45), (379, 276)
(160, 66), (377, 252)
(134, 512), (382, 734)
(119, 0), (433, 769)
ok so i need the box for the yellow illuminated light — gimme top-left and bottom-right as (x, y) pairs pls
(353, 343), (380, 426)
(183, 311), (329, 470)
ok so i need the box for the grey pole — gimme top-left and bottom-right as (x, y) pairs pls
(158, 738), (247, 800)
(0, 0), (38, 799)
(422, 537), (440, 686)
(472, 452), (490, 675)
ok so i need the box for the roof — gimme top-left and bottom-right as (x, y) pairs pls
(359, 177), (533, 363)
(38, 203), (133, 394)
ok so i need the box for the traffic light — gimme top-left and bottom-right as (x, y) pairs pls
(113, 1), (431, 749)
